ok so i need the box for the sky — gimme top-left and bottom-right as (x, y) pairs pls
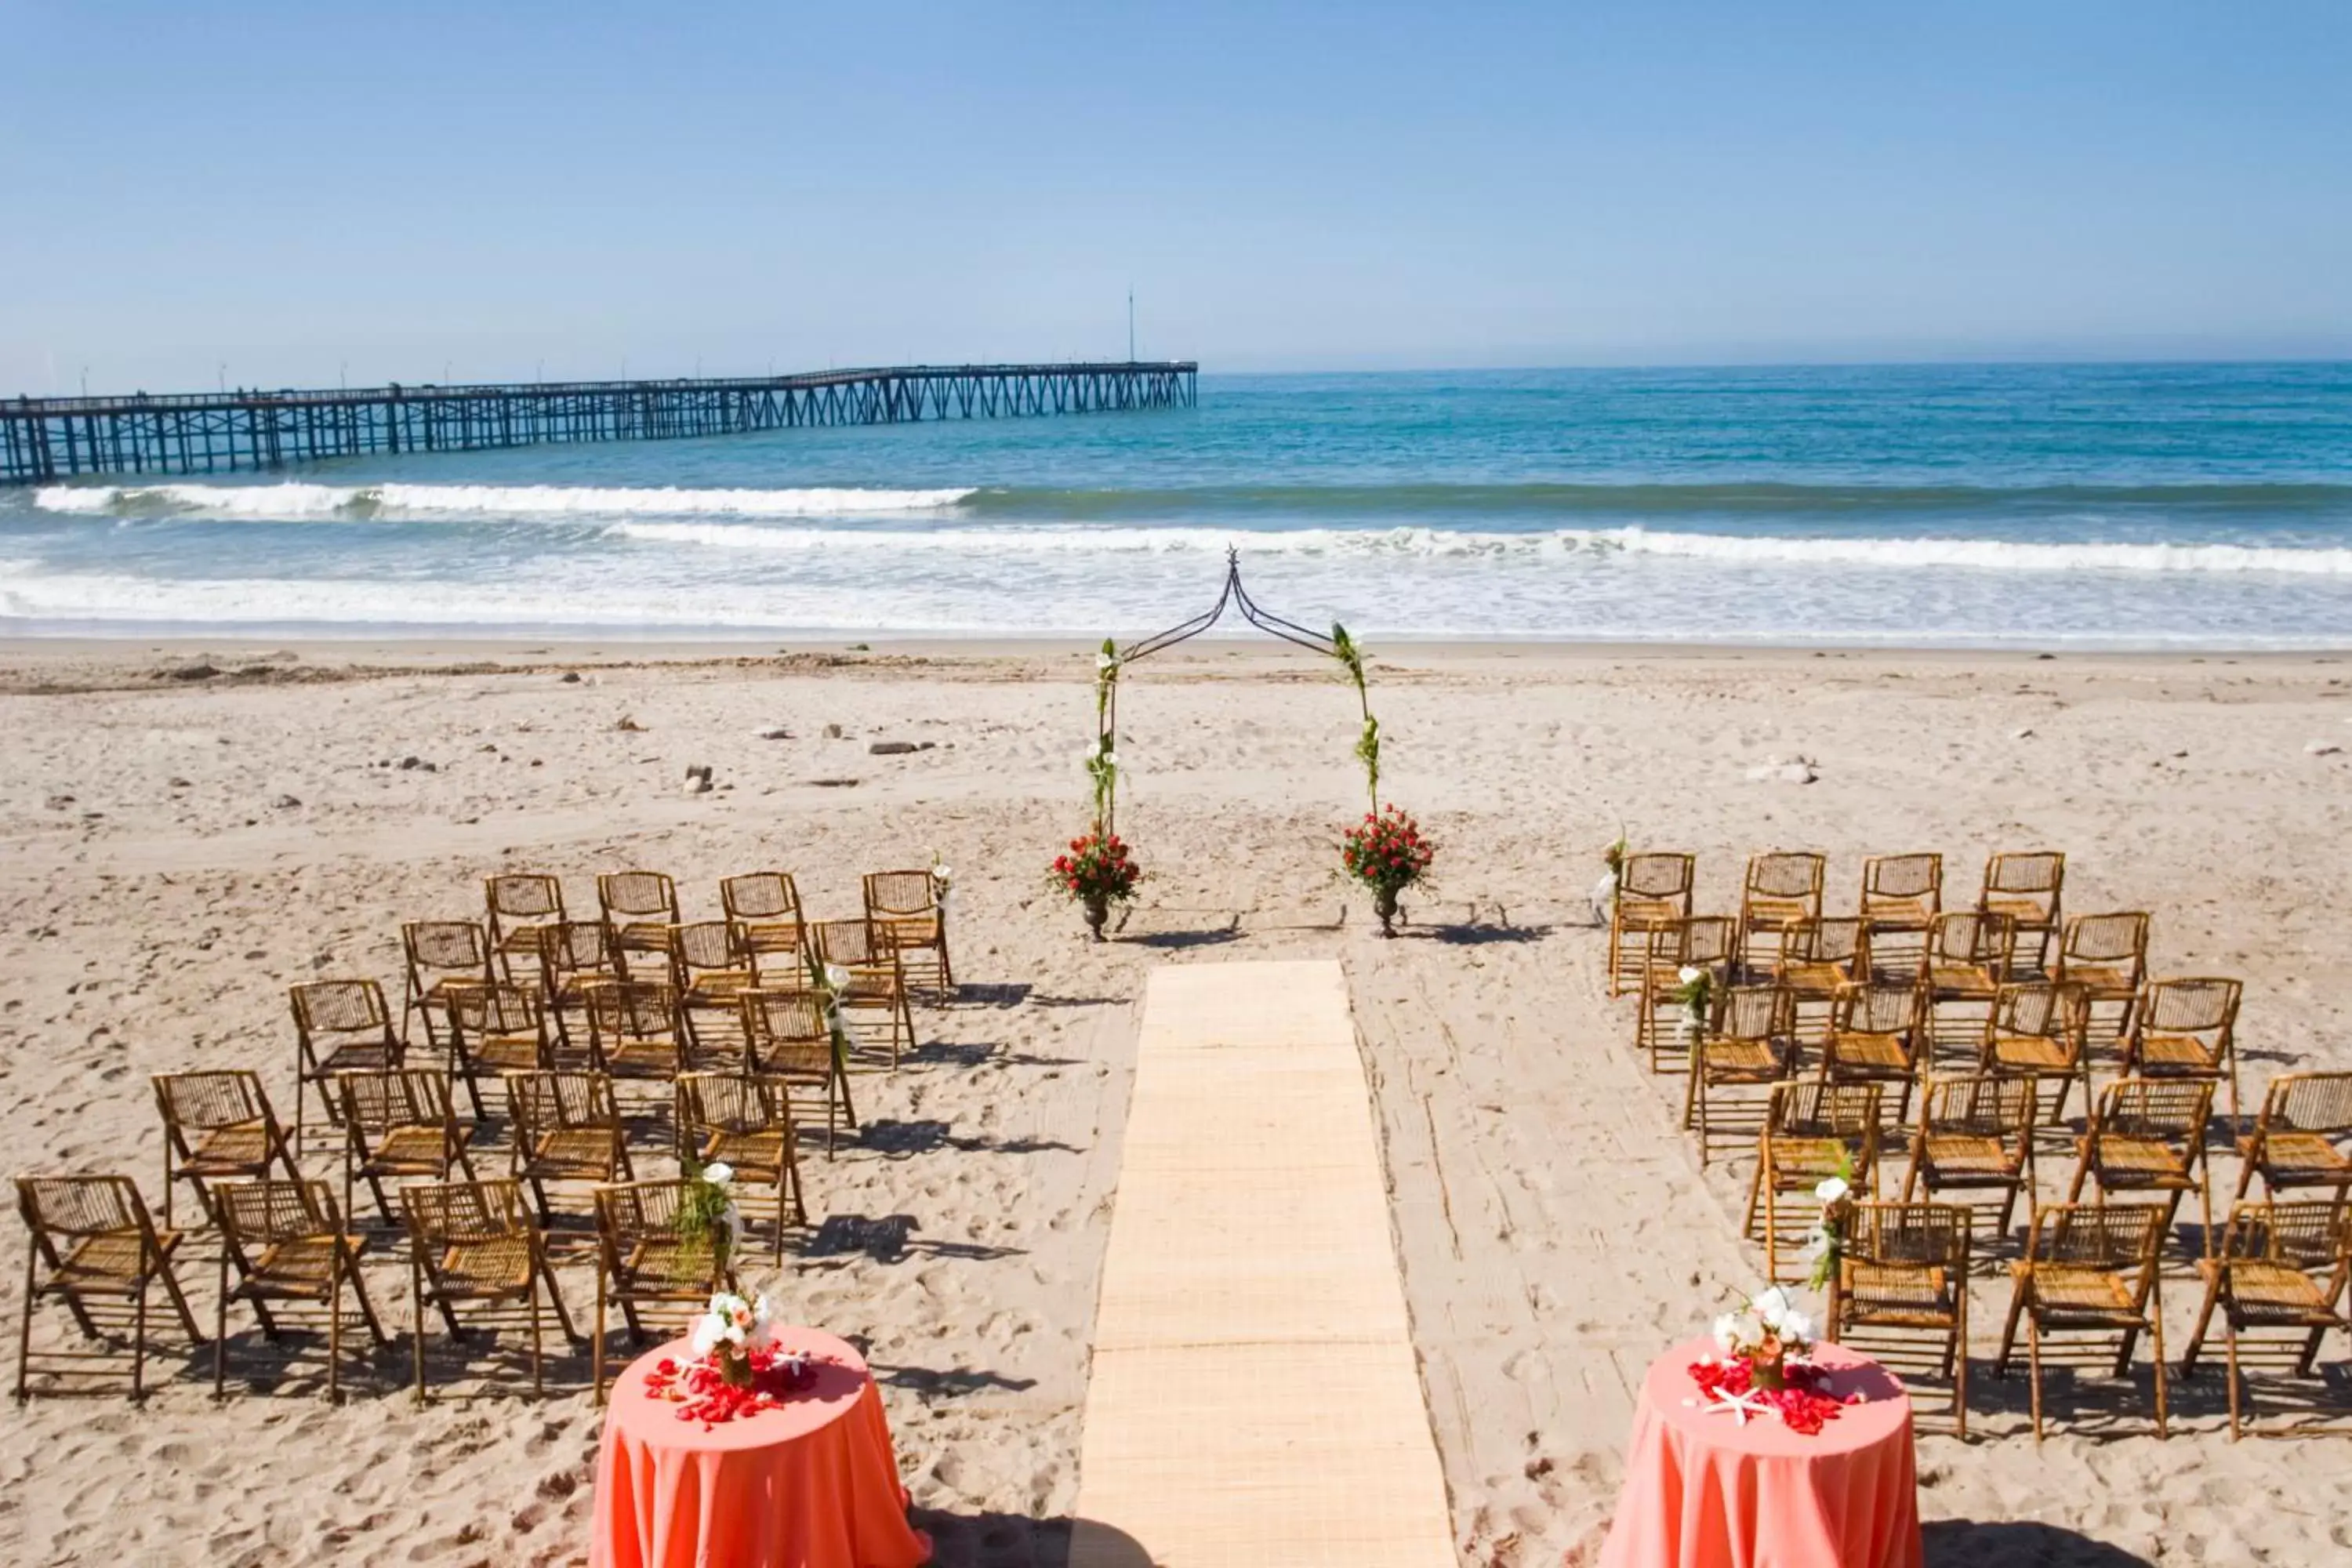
(2, 2), (2347, 394)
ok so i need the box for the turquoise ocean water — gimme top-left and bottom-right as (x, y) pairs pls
(5, 362), (2350, 645)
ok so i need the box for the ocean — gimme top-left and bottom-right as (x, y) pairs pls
(5, 362), (2350, 647)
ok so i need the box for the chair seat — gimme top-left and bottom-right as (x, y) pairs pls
(2085, 1135), (2196, 1186)
(1846, 1265), (1955, 1320)
(1615, 899), (1682, 927)
(495, 926), (548, 956)
(1925, 963), (2000, 1000)
(613, 921), (673, 950)
(1980, 896), (2052, 925)
(466, 1034), (546, 1074)
(1825, 1033), (1915, 1076)
(427, 1239), (536, 1297)
(2061, 964), (2138, 998)
(2017, 1264), (2144, 1323)
(875, 914), (941, 946)
(1988, 1036), (2073, 1073)
(1777, 962), (1849, 997)
(310, 1042), (397, 1077)
(1766, 1137), (1862, 1181)
(523, 1130), (622, 1178)
(616, 1237), (724, 1295)
(422, 976), (487, 1009)
(186, 1123), (278, 1174)
(702, 1129), (789, 1179)
(601, 1039), (684, 1078)
(1921, 1133), (2022, 1180)
(365, 1123), (470, 1174)
(1746, 896), (1814, 925)
(49, 1229), (180, 1292)
(2239, 1132), (2352, 1182)
(1864, 897), (1936, 929)
(684, 973), (756, 1007)
(2207, 1259), (2339, 1325)
(2136, 1034), (2221, 1073)
(1699, 1040), (1786, 1081)
(241, 1236), (365, 1297)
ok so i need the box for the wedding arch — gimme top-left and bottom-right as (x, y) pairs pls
(1052, 549), (1435, 938)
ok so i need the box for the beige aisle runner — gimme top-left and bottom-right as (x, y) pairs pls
(1070, 960), (1455, 1567)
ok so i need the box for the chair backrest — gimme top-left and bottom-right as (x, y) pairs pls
(863, 869), (939, 920)
(1835, 980), (1922, 1036)
(1919, 1074), (2036, 1137)
(1711, 983), (1791, 1043)
(1926, 910), (2014, 971)
(1989, 981), (2084, 1045)
(1861, 853), (1942, 908)
(339, 1069), (459, 1134)
(741, 990), (833, 1076)
(214, 1178), (338, 1248)
(1781, 916), (1864, 968)
(1620, 852), (1695, 905)
(2095, 1076), (2212, 1141)
(677, 1072), (788, 1137)
(2137, 976), (2241, 1036)
(504, 1070), (619, 1134)
(598, 871), (678, 923)
(450, 981), (548, 1040)
(1745, 851), (1825, 906)
(1981, 851), (2063, 909)
(669, 920), (746, 978)
(594, 1180), (724, 1290)
(14, 1174), (150, 1249)
(1846, 1202), (1969, 1272)
(2219, 1200), (2352, 1269)
(2063, 911), (2150, 966)
(586, 980), (682, 1042)
(539, 920), (622, 982)
(2263, 1071), (2352, 1137)
(2026, 1202), (2161, 1276)
(403, 920), (489, 978)
(485, 873), (564, 924)
(1775, 1081), (1881, 1137)
(721, 872), (801, 923)
(153, 1069), (270, 1134)
(291, 979), (392, 1041)
(809, 917), (883, 969)
(1682, 916), (1737, 968)
(401, 1178), (529, 1250)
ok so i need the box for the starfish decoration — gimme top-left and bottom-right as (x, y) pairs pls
(1689, 1385), (1776, 1426)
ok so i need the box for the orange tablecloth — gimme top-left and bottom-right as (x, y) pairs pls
(590, 1327), (931, 1568)
(1599, 1339), (1922, 1568)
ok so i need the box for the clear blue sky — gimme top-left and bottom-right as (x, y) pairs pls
(3, 2), (2347, 393)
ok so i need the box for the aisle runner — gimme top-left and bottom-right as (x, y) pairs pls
(1071, 960), (1455, 1566)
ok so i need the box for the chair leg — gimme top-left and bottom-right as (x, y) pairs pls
(15, 1241), (32, 1403)
(213, 1247), (229, 1399)
(530, 1279), (544, 1398)
(2150, 1276), (2168, 1439)
(346, 1251), (389, 1346)
(2026, 1312), (2045, 1443)
(411, 1254), (427, 1405)
(593, 1265), (608, 1405)
(159, 1255), (201, 1343)
(328, 1247), (344, 1404)
(131, 1276), (148, 1403)
(1954, 1292), (1970, 1441)
(2181, 1274), (2221, 1376)
(2224, 1315), (2242, 1441)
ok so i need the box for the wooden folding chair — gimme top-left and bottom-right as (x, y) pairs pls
(14, 1174), (202, 1402)
(1830, 1202), (1973, 1436)
(1608, 851), (1695, 996)
(2233, 1071), (2352, 1205)
(537, 920), (624, 1062)
(289, 979), (404, 1140)
(1772, 916), (1866, 1047)
(2066, 1077), (2215, 1253)
(865, 869), (953, 995)
(668, 920), (757, 1062)
(503, 1072), (633, 1223)
(337, 1069), (477, 1224)
(2054, 911), (2151, 1054)
(742, 989), (858, 1156)
(1746, 1081), (1881, 1281)
(676, 1073), (809, 1258)
(399, 1179), (578, 1401)
(592, 1179), (735, 1403)
(1920, 910), (2014, 1059)
(596, 870), (679, 965)
(1630, 916), (1723, 1072)
(1901, 1075), (2038, 1241)
(485, 873), (565, 985)
(1737, 851), (1825, 969)
(1979, 981), (2091, 1127)
(1819, 979), (1928, 1126)
(808, 917), (915, 1067)
(1682, 982), (1796, 1161)
(584, 979), (691, 1088)
(212, 1178), (386, 1400)
(443, 981), (553, 1120)
(1979, 851), (2064, 977)
(152, 1069), (300, 1227)
(723, 871), (809, 989)
(1859, 853), (1942, 973)
(2180, 1200), (2352, 1439)
(2122, 977), (2243, 1123)
(1997, 1203), (2168, 1440)
(401, 919), (491, 1052)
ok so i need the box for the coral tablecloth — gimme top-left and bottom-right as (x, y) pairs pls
(1598, 1338), (1922, 1568)
(590, 1328), (931, 1568)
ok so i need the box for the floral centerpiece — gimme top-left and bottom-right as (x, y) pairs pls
(643, 1290), (824, 1428)
(1690, 1285), (1863, 1435)
(1051, 830), (1140, 942)
(1341, 805), (1436, 935)
(1711, 1285), (1814, 1392)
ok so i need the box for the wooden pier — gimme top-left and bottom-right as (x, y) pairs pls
(0, 360), (1197, 485)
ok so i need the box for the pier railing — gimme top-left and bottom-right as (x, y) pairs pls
(0, 361), (1199, 484)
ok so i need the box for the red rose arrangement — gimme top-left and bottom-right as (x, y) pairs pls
(644, 1347), (823, 1431)
(1051, 830), (1141, 942)
(1686, 1355), (1861, 1437)
(1341, 805), (1436, 935)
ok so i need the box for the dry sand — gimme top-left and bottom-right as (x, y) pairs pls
(0, 639), (2348, 1567)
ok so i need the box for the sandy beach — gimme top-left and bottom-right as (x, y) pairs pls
(2, 637), (2350, 1568)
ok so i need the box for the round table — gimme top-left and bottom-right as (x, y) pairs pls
(590, 1327), (931, 1568)
(1598, 1339), (1922, 1568)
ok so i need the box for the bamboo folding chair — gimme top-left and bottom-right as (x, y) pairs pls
(2233, 1072), (2352, 1205)
(1738, 852), (1826, 971)
(723, 871), (809, 989)
(597, 871), (679, 965)
(1859, 854), (1943, 973)
(668, 920), (757, 1062)
(399, 1179), (577, 1401)
(2065, 1078), (2215, 1252)
(676, 1073), (809, 1257)
(1819, 980), (1929, 1126)
(1996, 1203), (2168, 1440)
(865, 869), (954, 995)
(1978, 852), (2065, 977)
(14, 1174), (202, 1402)
(152, 1069), (301, 1227)
(2122, 977), (2243, 1123)
(1746, 1082), (1881, 1282)
(400, 920), (491, 1052)
(2180, 1201), (2352, 1439)
(211, 1178), (386, 1400)
(1920, 911), (2015, 1060)
(337, 1069), (477, 1224)
(289, 979), (404, 1141)
(1829, 1202), (1973, 1437)
(537, 920), (625, 1061)
(584, 979), (691, 1089)
(1607, 852), (1695, 996)
(808, 917), (915, 1067)
(503, 1072), (633, 1223)
(742, 989), (858, 1156)
(443, 981), (554, 1120)
(592, 1179), (738, 1403)
(1682, 982), (1796, 1160)
(1979, 982), (2092, 1127)
(2054, 911), (2151, 1054)
(485, 873), (565, 985)
(1773, 916), (1866, 1047)
(1901, 1075), (2039, 1241)
(1632, 917), (1726, 1072)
